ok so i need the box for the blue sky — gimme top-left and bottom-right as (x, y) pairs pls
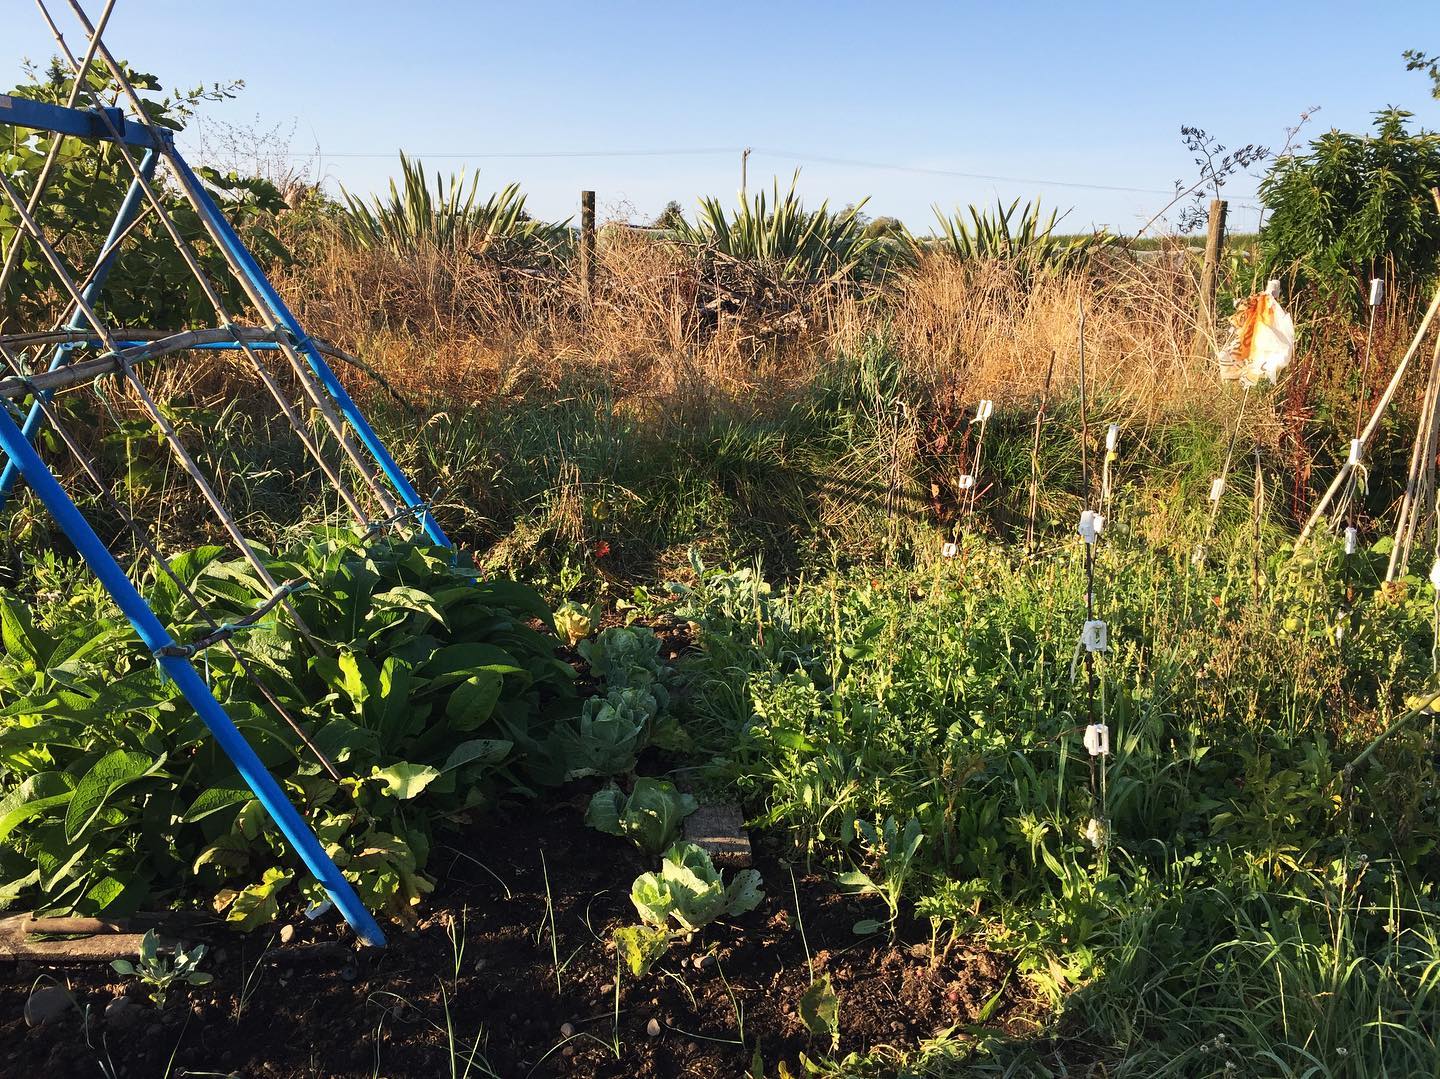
(4, 1), (1437, 233)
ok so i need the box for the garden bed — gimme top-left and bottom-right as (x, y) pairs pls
(0, 800), (1035, 1077)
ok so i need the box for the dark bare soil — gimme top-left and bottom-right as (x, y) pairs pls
(0, 799), (1033, 1078)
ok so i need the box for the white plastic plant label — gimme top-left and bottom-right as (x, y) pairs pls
(1106, 424), (1119, 452)
(1081, 619), (1108, 652)
(1083, 723), (1110, 757)
(958, 474), (975, 491)
(1209, 477), (1225, 502)
(974, 399), (994, 421)
(1369, 278), (1386, 307)
(1349, 439), (1363, 467)
(941, 541), (958, 559)
(1344, 527), (1358, 555)
(1078, 510), (1099, 544)
(1430, 559), (1440, 591)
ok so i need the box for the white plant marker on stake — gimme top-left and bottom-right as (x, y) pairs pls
(961, 399), (995, 524)
(1339, 279), (1385, 558)
(1075, 298), (1109, 854)
(1101, 423), (1120, 516)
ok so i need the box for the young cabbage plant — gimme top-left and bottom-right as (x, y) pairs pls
(630, 841), (764, 934)
(553, 600), (596, 647)
(585, 777), (698, 856)
(110, 929), (213, 1008)
(579, 627), (671, 705)
(554, 687), (658, 779)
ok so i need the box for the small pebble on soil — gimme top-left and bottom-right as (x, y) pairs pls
(24, 986), (73, 1027)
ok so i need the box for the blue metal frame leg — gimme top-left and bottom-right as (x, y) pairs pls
(0, 148), (159, 507)
(0, 405), (387, 948)
(166, 152), (451, 548)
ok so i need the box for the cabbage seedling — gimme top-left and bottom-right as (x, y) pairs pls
(585, 778), (698, 856)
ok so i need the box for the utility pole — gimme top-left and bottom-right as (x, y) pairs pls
(741, 147), (751, 200)
(580, 190), (596, 309)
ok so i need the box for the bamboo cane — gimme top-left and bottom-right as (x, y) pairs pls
(1297, 281), (1440, 546)
(1391, 331), (1440, 578)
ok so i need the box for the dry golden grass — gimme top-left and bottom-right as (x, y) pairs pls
(273, 223), (1268, 435)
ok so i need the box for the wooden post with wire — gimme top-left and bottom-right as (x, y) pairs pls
(580, 190), (596, 310)
(1198, 199), (1227, 352)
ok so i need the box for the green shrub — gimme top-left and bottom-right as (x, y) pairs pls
(1259, 108), (1440, 307)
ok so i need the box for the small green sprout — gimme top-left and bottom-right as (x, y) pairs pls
(110, 929), (213, 1008)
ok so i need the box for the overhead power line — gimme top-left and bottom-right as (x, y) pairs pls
(295, 147), (738, 160)
(269, 141), (1260, 202)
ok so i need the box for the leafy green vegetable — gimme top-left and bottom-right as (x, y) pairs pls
(0, 536), (587, 927)
(110, 929), (213, 1008)
(630, 841), (763, 934)
(614, 923), (671, 977)
(798, 973), (840, 1049)
(585, 778), (697, 856)
(554, 688), (658, 779)
(578, 627), (670, 705)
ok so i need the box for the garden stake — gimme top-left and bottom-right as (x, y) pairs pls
(1388, 327), (1440, 580)
(1026, 350), (1057, 556)
(1342, 278), (1386, 555)
(1074, 301), (1109, 847)
(961, 397), (994, 525)
(1195, 383), (1250, 568)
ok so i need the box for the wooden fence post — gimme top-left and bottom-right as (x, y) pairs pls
(580, 190), (596, 309)
(1199, 198), (1228, 343)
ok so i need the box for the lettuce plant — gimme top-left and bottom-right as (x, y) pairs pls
(585, 778), (697, 856)
(630, 841), (763, 934)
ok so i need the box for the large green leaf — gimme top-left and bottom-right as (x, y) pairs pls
(372, 762), (440, 800)
(0, 596), (45, 668)
(440, 739), (512, 772)
(182, 787), (252, 824)
(64, 750), (167, 841)
(0, 772), (76, 842)
(446, 671), (503, 731)
(467, 580), (554, 623)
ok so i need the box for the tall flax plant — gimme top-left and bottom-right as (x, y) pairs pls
(671, 176), (884, 285)
(339, 152), (566, 260)
(921, 198), (1113, 284)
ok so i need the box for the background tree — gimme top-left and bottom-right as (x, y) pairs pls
(1259, 107), (1440, 307)
(0, 59), (285, 330)
(1404, 49), (1440, 99)
(651, 200), (686, 231)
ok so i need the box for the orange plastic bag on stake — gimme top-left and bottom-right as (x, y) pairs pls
(1217, 280), (1293, 386)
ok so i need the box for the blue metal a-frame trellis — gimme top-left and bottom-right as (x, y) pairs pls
(0, 3), (450, 948)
